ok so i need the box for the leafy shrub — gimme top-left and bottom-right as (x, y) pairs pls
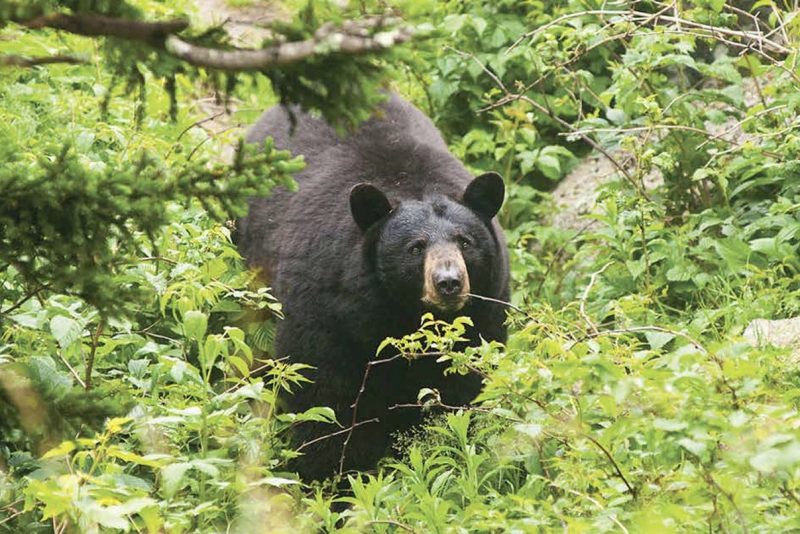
(3, 0), (800, 532)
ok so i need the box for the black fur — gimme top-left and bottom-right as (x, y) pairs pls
(237, 94), (510, 480)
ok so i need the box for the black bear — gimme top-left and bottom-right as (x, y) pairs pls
(237, 93), (509, 481)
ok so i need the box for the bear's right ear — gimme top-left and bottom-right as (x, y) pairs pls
(350, 183), (392, 231)
(463, 171), (505, 220)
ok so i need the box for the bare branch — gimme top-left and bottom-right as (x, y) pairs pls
(365, 520), (419, 534)
(578, 262), (612, 335)
(296, 417), (379, 453)
(562, 124), (782, 160)
(467, 292), (523, 313)
(0, 54), (87, 68)
(20, 13), (189, 43)
(14, 12), (414, 72)
(164, 22), (415, 71)
(511, 9), (791, 56)
(0, 283), (52, 318)
(567, 325), (707, 355)
(338, 352), (403, 475)
(56, 350), (86, 390)
(388, 399), (523, 422)
(84, 319), (105, 391)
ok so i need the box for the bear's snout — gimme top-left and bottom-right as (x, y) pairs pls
(423, 243), (470, 311)
(434, 264), (463, 296)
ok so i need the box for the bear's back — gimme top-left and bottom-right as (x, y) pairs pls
(238, 95), (474, 282)
(244, 94), (451, 166)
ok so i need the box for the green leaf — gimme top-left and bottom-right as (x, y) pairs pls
(514, 423), (543, 439)
(49, 316), (82, 349)
(182, 310), (208, 341)
(84, 502), (129, 530)
(678, 438), (706, 457)
(160, 462), (191, 499)
(652, 419), (688, 432)
(42, 441), (76, 459)
(644, 331), (675, 350)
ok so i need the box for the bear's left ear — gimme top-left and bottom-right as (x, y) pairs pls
(463, 172), (504, 219)
(350, 183), (392, 231)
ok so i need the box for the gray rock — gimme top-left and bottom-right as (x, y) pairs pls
(744, 318), (800, 350)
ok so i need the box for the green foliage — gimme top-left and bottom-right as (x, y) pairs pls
(3, 0), (800, 532)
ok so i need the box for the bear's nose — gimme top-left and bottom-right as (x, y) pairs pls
(434, 271), (463, 297)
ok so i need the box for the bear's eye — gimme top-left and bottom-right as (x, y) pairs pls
(457, 236), (472, 249)
(409, 240), (426, 255)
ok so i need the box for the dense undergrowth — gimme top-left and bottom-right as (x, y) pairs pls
(2, 0), (800, 532)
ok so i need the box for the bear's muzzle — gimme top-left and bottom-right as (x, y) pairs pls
(422, 242), (470, 312)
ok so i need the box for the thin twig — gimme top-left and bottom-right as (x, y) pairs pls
(0, 284), (50, 317)
(0, 510), (24, 527)
(296, 417), (379, 452)
(165, 111), (227, 159)
(780, 484), (800, 508)
(449, 46), (642, 197)
(339, 352), (403, 474)
(56, 350), (86, 389)
(84, 318), (105, 391)
(516, 95), (643, 194)
(388, 399), (524, 422)
(705, 470), (749, 534)
(578, 262), (612, 335)
(339, 351), (445, 474)
(541, 477), (630, 533)
(138, 256), (179, 265)
(365, 520), (419, 534)
(510, 9), (791, 55)
(467, 293), (523, 313)
(561, 124), (781, 159)
(584, 434), (637, 499)
(567, 325), (707, 354)
(695, 104), (787, 151)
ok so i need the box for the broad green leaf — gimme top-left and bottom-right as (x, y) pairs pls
(160, 462), (191, 499)
(182, 310), (208, 341)
(49, 316), (82, 349)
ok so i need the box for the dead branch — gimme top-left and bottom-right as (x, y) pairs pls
(14, 12), (414, 72)
(562, 124), (782, 160)
(578, 263), (612, 335)
(511, 9), (790, 56)
(467, 292), (524, 313)
(567, 324), (707, 354)
(165, 21), (415, 71)
(365, 520), (419, 534)
(0, 54), (87, 67)
(296, 417), (379, 453)
(19, 13), (188, 43)
(388, 399), (524, 422)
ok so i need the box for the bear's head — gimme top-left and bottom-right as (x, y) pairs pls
(350, 172), (504, 315)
